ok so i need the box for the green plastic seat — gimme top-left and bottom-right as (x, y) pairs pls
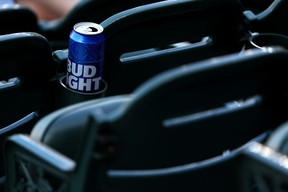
(56, 0), (247, 95)
(5, 47), (288, 191)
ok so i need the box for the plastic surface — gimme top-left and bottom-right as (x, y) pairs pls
(0, 32), (56, 128)
(100, 0), (246, 95)
(6, 47), (288, 191)
(0, 32), (57, 179)
(246, 0), (288, 36)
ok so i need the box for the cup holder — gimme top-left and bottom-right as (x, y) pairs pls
(51, 75), (108, 110)
(247, 33), (288, 50)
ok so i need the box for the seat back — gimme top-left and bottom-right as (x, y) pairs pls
(102, 47), (288, 169)
(100, 0), (247, 95)
(0, 32), (57, 177)
(0, 32), (56, 128)
(104, 140), (266, 192)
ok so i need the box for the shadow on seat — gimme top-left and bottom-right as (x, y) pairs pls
(4, 47), (288, 191)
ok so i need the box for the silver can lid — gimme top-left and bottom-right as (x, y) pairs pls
(74, 22), (103, 35)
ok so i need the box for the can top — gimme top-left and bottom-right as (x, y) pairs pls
(74, 22), (104, 35)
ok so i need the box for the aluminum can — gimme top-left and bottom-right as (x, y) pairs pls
(66, 22), (105, 93)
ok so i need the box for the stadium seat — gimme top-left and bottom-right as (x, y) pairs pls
(0, 32), (56, 129)
(0, 32), (57, 184)
(5, 47), (288, 191)
(55, 0), (247, 96)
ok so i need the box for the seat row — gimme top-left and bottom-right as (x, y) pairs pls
(1, 0), (288, 191)
(5, 46), (288, 192)
(1, 0), (288, 49)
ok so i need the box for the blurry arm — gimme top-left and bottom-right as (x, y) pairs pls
(0, 0), (15, 5)
(16, 0), (79, 21)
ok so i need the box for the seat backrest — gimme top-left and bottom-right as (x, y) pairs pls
(100, 47), (288, 169)
(0, 32), (56, 128)
(0, 32), (57, 177)
(99, 0), (247, 95)
(104, 140), (267, 192)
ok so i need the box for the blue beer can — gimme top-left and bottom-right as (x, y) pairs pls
(66, 22), (105, 93)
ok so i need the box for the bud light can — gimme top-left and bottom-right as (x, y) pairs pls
(66, 22), (105, 93)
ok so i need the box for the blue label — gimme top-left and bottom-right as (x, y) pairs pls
(66, 59), (103, 92)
